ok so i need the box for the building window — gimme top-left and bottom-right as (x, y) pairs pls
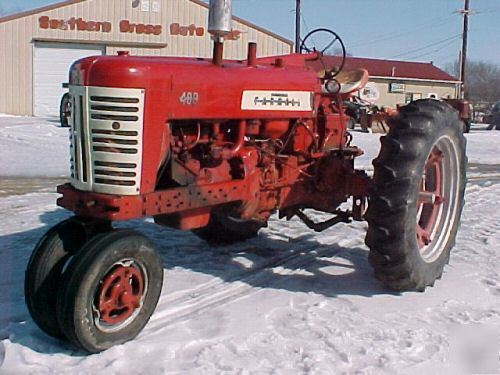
(405, 93), (413, 104)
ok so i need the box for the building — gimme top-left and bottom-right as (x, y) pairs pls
(0, 0), (292, 117)
(309, 56), (460, 108)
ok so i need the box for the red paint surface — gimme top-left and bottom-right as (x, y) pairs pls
(71, 54), (321, 193)
(61, 51), (372, 228)
(97, 264), (144, 325)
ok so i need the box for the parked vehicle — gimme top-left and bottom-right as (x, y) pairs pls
(59, 83), (71, 127)
(443, 99), (472, 133)
(25, 0), (467, 353)
(485, 101), (500, 130)
(345, 98), (470, 134)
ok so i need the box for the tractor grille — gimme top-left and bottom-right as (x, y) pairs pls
(68, 86), (145, 195)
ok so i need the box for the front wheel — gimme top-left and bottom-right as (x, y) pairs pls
(25, 218), (88, 338)
(56, 229), (163, 353)
(365, 100), (466, 291)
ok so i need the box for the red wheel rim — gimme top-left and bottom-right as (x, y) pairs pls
(95, 261), (145, 328)
(416, 146), (445, 249)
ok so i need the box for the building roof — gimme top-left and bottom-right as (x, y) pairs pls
(0, 0), (293, 46)
(308, 55), (459, 82)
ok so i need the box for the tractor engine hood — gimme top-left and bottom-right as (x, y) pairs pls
(69, 54), (321, 120)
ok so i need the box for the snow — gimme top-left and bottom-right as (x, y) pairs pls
(465, 124), (500, 165)
(1, 115), (500, 374)
(0, 116), (69, 177)
(353, 123), (500, 171)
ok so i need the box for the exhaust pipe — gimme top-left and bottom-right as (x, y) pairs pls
(208, 0), (232, 65)
(247, 42), (257, 67)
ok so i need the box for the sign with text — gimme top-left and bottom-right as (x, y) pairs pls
(359, 82), (380, 103)
(39, 16), (162, 35)
(242, 91), (313, 111)
(389, 82), (405, 93)
(39, 16), (112, 32)
(120, 20), (162, 35)
(170, 23), (205, 37)
(38, 16), (241, 39)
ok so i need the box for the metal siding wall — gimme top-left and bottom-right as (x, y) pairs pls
(0, 0), (292, 115)
(0, 23), (6, 113)
(0, 19), (33, 115)
(107, 45), (164, 56)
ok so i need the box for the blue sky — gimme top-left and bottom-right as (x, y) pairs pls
(1, 0), (498, 69)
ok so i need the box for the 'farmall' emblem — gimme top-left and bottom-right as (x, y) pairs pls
(241, 91), (313, 112)
(254, 93), (301, 108)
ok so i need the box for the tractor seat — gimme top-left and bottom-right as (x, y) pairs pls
(319, 68), (369, 95)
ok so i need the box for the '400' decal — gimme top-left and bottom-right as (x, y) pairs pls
(179, 92), (199, 105)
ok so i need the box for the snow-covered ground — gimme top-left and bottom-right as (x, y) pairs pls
(0, 115), (69, 177)
(1, 116), (500, 374)
(1, 117), (499, 178)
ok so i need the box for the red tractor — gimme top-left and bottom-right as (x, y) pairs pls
(25, 1), (466, 353)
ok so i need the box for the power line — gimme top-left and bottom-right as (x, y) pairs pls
(389, 34), (462, 59)
(300, 13), (311, 35)
(349, 15), (456, 49)
(404, 37), (461, 61)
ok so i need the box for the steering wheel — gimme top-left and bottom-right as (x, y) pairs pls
(300, 28), (346, 79)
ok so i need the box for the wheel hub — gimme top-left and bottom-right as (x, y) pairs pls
(415, 135), (460, 263)
(417, 147), (445, 248)
(96, 262), (144, 327)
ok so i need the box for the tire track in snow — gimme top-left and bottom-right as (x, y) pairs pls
(467, 173), (500, 182)
(3, 174), (497, 349)
(142, 174), (500, 339)
(0, 188), (360, 343)
(142, 240), (355, 337)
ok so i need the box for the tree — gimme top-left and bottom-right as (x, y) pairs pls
(445, 60), (500, 103)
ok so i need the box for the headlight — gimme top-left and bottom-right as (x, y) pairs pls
(325, 79), (341, 94)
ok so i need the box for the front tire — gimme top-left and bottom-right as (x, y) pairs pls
(25, 218), (88, 338)
(365, 100), (466, 291)
(56, 229), (163, 353)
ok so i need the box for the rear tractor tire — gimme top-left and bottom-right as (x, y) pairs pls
(56, 229), (163, 353)
(365, 99), (466, 291)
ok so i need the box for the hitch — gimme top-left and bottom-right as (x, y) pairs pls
(295, 209), (351, 232)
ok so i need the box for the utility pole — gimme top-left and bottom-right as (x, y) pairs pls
(295, 0), (301, 53)
(459, 0), (470, 99)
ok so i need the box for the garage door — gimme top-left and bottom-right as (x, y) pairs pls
(34, 42), (104, 117)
